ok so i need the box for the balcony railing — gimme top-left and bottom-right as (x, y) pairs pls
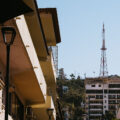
(48, 46), (58, 77)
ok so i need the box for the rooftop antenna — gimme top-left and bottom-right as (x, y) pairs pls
(93, 71), (95, 77)
(84, 73), (86, 79)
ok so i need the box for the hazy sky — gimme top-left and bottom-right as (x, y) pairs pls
(37, 0), (120, 78)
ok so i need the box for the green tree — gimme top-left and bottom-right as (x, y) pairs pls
(57, 72), (85, 120)
(104, 111), (116, 120)
(77, 75), (81, 80)
(70, 73), (75, 80)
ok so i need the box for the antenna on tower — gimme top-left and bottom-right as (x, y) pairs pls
(99, 23), (108, 77)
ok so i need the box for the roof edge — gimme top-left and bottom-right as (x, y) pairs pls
(39, 8), (61, 44)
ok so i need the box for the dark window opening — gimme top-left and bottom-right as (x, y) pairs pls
(91, 85), (95, 87)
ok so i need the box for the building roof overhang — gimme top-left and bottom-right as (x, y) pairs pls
(39, 8), (61, 46)
(0, 0), (33, 23)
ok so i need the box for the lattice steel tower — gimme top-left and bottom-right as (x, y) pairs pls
(99, 24), (108, 77)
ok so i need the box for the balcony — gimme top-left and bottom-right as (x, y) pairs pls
(89, 113), (102, 116)
(15, 15), (47, 104)
(40, 50), (56, 86)
(0, 10), (47, 105)
(89, 102), (103, 105)
(31, 95), (56, 120)
(89, 108), (103, 111)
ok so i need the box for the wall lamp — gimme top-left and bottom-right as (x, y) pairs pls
(47, 108), (54, 120)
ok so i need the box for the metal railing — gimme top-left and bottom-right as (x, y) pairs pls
(48, 46), (58, 77)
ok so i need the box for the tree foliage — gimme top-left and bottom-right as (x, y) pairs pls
(103, 111), (116, 120)
(57, 73), (85, 120)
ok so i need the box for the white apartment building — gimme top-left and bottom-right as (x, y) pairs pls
(85, 75), (120, 120)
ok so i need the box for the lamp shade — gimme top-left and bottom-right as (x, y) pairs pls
(0, 0), (33, 23)
(1, 27), (16, 45)
(47, 108), (54, 117)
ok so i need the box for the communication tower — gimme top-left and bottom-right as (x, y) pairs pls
(99, 24), (108, 77)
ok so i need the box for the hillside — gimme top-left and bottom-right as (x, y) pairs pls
(57, 75), (85, 120)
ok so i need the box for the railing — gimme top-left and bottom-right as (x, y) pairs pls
(48, 46), (58, 77)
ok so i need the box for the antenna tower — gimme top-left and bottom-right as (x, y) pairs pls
(99, 24), (108, 77)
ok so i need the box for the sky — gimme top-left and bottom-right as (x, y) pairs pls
(37, 0), (120, 78)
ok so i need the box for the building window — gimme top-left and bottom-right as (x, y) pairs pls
(109, 95), (116, 99)
(109, 84), (120, 88)
(86, 90), (103, 93)
(117, 95), (120, 99)
(62, 86), (69, 93)
(91, 85), (95, 87)
(96, 95), (103, 99)
(104, 106), (106, 108)
(99, 84), (101, 87)
(109, 100), (116, 104)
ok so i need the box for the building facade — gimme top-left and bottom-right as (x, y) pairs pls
(0, 1), (61, 120)
(85, 75), (120, 120)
